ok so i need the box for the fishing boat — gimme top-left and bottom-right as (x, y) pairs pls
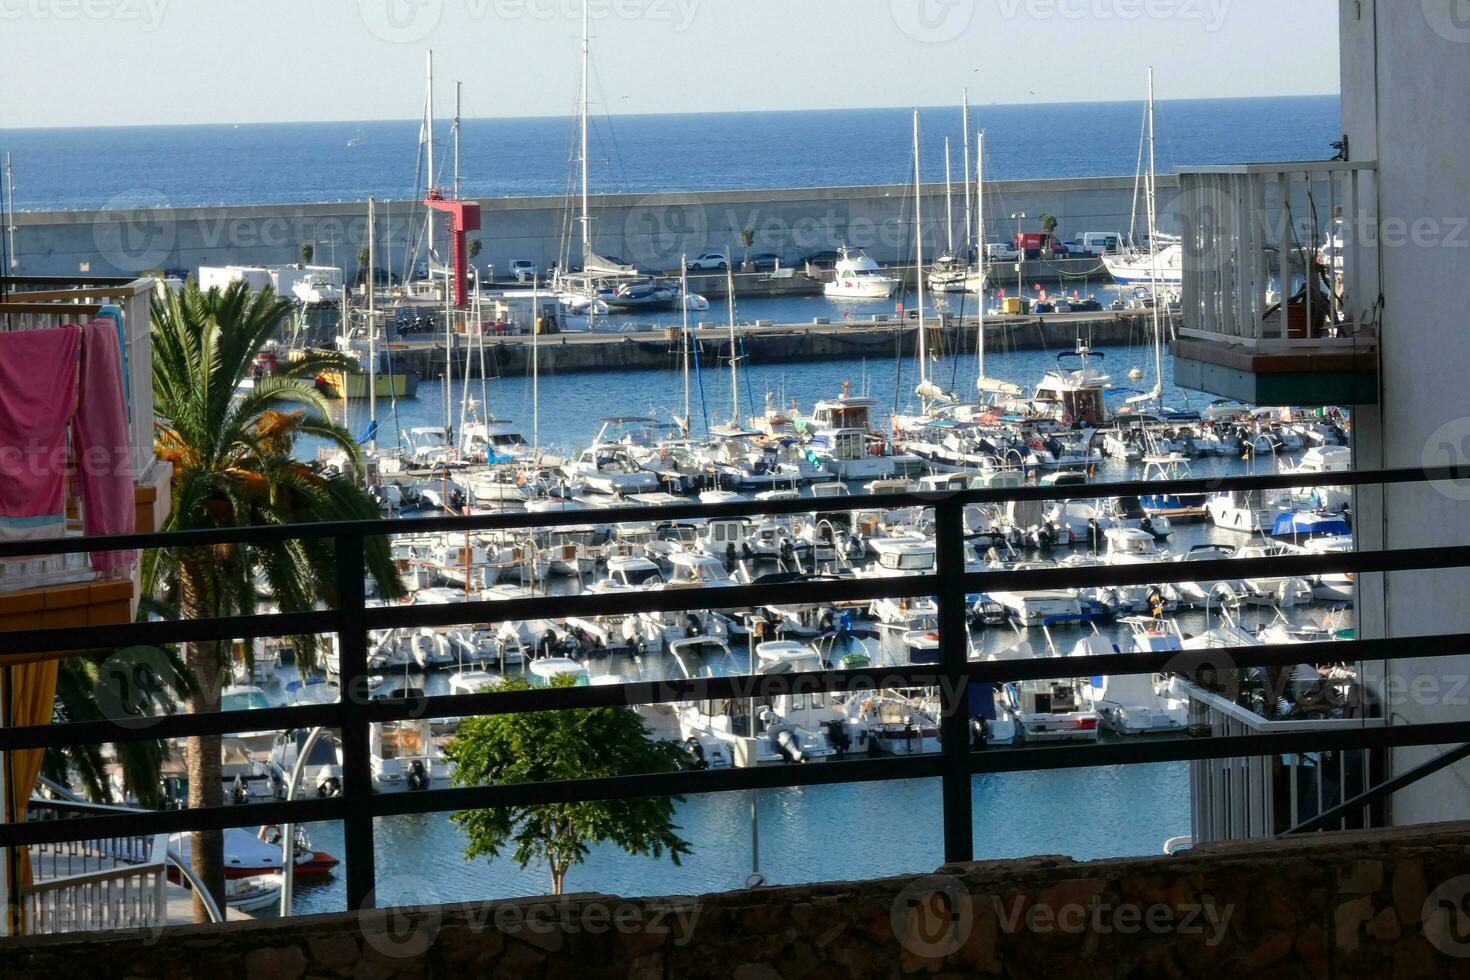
(823, 247), (898, 299)
(994, 639), (1100, 742)
(1102, 234), (1184, 286)
(1073, 622), (1188, 736)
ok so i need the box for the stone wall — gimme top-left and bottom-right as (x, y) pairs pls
(6, 822), (1470, 979)
(12, 175), (1181, 281)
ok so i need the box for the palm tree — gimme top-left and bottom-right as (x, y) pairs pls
(148, 279), (403, 919)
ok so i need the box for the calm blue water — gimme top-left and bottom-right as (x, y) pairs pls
(1, 96), (1338, 211)
(343, 318), (1203, 456)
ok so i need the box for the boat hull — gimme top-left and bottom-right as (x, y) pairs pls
(318, 370), (420, 399)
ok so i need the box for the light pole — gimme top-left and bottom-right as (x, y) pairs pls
(1010, 212), (1027, 302)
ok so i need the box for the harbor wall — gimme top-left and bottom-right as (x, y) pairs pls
(5, 821), (1465, 978)
(13, 175), (1181, 280)
(377, 314), (1160, 380)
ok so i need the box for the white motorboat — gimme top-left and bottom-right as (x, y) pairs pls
(859, 536), (938, 630)
(1074, 622), (1188, 736)
(823, 247), (898, 299)
(565, 443), (659, 494)
(842, 693), (941, 755)
(1101, 234), (1184, 286)
(292, 272), (342, 307)
(993, 639), (1099, 742)
(370, 718), (453, 792)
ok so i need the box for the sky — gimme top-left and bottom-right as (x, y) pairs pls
(0, 0), (1341, 128)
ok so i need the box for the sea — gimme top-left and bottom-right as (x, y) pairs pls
(1, 96), (1339, 211)
(8, 96), (1344, 915)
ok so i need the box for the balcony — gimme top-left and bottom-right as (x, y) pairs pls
(0, 276), (172, 624)
(1171, 162), (1380, 406)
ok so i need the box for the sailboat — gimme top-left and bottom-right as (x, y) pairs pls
(975, 131), (1020, 402)
(909, 110), (957, 410)
(551, 2), (702, 324)
(1123, 67), (1169, 416)
(1103, 78), (1183, 288)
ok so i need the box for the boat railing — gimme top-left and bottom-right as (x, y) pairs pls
(3, 463), (1470, 937)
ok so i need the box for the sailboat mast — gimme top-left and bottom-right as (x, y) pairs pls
(425, 50), (436, 254)
(681, 256), (691, 430)
(1145, 66), (1164, 404)
(579, 0), (591, 264)
(961, 91), (972, 251)
(727, 264), (738, 427)
(453, 81), (462, 200)
(975, 132), (986, 390)
(913, 110), (927, 390)
(944, 137), (954, 255)
(532, 288), (540, 460)
(367, 197), (377, 442)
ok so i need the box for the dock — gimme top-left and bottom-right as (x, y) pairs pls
(366, 310), (1167, 380)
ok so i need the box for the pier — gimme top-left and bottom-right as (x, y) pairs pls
(367, 310), (1164, 380)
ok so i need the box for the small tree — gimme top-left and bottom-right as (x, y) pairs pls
(1039, 213), (1058, 244)
(739, 227), (755, 265)
(356, 246), (372, 285)
(446, 676), (693, 896)
(299, 242), (314, 264)
(468, 238), (483, 260)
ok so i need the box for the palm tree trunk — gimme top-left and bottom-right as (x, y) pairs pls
(180, 555), (225, 921)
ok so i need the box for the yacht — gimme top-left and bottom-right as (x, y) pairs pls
(823, 247), (898, 299)
(1139, 454), (1208, 521)
(369, 718), (453, 792)
(292, 273), (342, 307)
(1032, 344), (1112, 427)
(461, 418), (532, 463)
(842, 693), (941, 755)
(565, 443), (659, 494)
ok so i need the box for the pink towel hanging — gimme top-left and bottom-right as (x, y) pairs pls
(75, 319), (136, 573)
(0, 326), (80, 542)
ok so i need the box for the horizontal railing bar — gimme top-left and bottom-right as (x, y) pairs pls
(0, 539), (1457, 662)
(0, 464), (1461, 560)
(14, 718), (1470, 848)
(3, 630), (1467, 752)
(0, 796), (345, 850)
(0, 610), (341, 658)
(363, 575), (938, 632)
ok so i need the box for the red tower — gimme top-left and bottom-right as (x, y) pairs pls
(424, 190), (482, 308)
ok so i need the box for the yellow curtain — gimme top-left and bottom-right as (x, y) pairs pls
(5, 658), (59, 935)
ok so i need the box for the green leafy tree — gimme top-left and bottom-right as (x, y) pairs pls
(149, 279), (403, 918)
(468, 238), (483, 260)
(446, 676), (694, 896)
(299, 242), (314, 264)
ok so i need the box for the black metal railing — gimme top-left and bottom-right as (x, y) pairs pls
(2, 464), (1469, 920)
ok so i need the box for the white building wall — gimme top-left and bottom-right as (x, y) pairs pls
(1342, 0), (1470, 825)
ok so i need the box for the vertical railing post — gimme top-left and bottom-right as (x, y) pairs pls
(335, 532), (375, 911)
(935, 499), (973, 864)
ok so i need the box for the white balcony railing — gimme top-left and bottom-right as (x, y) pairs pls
(1175, 162), (1379, 351)
(20, 830), (170, 935)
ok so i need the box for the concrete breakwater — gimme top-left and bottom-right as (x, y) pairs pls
(374, 311), (1163, 380)
(17, 174), (1180, 280)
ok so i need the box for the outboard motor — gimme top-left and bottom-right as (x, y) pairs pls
(684, 614), (703, 638)
(725, 542), (737, 573)
(970, 717), (990, 749)
(231, 774), (249, 806)
(822, 719), (851, 755)
(683, 737), (708, 769)
(318, 776), (343, 798)
(779, 539), (796, 568)
(406, 759), (429, 791)
(774, 729), (807, 764)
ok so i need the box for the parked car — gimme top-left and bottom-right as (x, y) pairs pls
(747, 253), (782, 271)
(686, 252), (729, 271)
(510, 259), (538, 282)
